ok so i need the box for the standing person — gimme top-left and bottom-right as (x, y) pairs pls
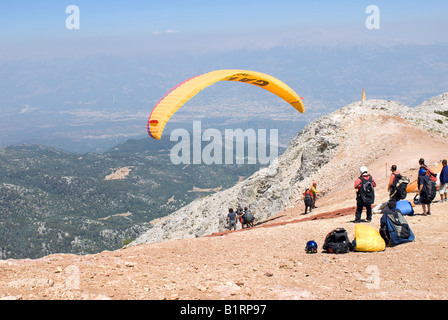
(439, 159), (448, 202)
(236, 207), (244, 227)
(310, 182), (321, 209)
(388, 165), (401, 201)
(226, 208), (237, 230)
(303, 188), (313, 214)
(417, 158), (436, 215)
(354, 166), (376, 222)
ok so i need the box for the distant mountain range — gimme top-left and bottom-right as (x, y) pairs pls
(1, 44), (447, 152)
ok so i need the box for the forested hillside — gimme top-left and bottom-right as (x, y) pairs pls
(0, 138), (265, 259)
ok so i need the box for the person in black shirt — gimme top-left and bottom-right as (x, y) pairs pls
(226, 208), (237, 230)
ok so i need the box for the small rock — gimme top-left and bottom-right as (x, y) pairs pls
(197, 285), (207, 291)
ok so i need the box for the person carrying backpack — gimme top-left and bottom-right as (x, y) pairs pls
(418, 158), (436, 215)
(388, 165), (409, 201)
(303, 188), (313, 214)
(354, 166), (376, 223)
(241, 207), (255, 228)
(388, 165), (400, 200)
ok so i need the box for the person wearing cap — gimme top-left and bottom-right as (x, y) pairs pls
(354, 166), (377, 222)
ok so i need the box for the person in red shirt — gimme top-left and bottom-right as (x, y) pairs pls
(354, 166), (377, 222)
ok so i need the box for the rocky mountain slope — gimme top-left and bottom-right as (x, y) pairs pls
(1, 93), (448, 301)
(0, 138), (262, 259)
(132, 94), (448, 246)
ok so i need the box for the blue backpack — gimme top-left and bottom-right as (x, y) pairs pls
(380, 207), (415, 246)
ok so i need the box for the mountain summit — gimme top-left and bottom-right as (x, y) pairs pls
(2, 93), (448, 300)
(132, 94), (448, 246)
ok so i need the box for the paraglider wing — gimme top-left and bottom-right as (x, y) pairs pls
(147, 69), (305, 139)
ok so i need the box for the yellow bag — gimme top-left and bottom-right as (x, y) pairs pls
(354, 224), (386, 252)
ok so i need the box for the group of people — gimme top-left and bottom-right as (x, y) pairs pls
(303, 182), (320, 214)
(302, 158), (448, 222)
(226, 207), (255, 230)
(416, 158), (448, 215)
(353, 158), (448, 221)
(226, 158), (448, 231)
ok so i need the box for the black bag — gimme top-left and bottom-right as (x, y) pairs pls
(421, 175), (436, 203)
(323, 228), (353, 254)
(304, 191), (312, 206)
(380, 207), (414, 246)
(359, 175), (375, 205)
(391, 173), (409, 200)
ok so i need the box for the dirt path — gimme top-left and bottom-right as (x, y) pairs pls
(1, 199), (447, 300)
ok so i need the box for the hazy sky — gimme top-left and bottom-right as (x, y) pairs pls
(1, 1), (448, 58)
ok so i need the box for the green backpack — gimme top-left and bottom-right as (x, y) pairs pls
(243, 211), (254, 223)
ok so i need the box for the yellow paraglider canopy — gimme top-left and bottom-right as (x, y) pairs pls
(147, 69), (305, 139)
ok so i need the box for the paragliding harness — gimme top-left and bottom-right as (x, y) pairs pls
(357, 175), (375, 205)
(420, 166), (437, 203)
(380, 206), (414, 246)
(243, 210), (254, 223)
(323, 228), (353, 254)
(241, 209), (254, 228)
(390, 173), (410, 200)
